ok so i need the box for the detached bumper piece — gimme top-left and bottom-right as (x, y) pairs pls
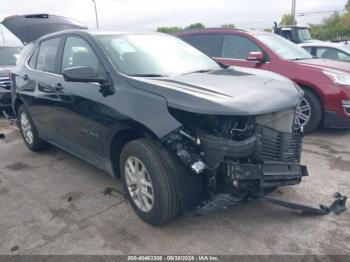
(195, 192), (347, 216)
(262, 192), (347, 215)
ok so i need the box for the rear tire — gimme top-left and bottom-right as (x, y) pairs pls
(120, 138), (180, 226)
(18, 105), (48, 151)
(298, 89), (322, 133)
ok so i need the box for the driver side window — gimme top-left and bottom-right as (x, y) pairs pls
(222, 35), (261, 60)
(61, 36), (100, 73)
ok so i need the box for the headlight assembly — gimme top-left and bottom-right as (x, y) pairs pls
(323, 70), (350, 86)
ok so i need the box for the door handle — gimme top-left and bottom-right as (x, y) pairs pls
(23, 74), (29, 81)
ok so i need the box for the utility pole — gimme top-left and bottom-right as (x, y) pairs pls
(0, 24), (5, 44)
(291, 0), (297, 25)
(92, 0), (99, 29)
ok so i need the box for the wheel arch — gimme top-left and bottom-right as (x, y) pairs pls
(294, 81), (324, 109)
(295, 82), (325, 131)
(13, 97), (24, 116)
(107, 126), (161, 179)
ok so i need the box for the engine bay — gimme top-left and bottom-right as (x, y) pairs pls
(165, 108), (305, 197)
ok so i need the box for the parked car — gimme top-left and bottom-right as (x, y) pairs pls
(4, 14), (308, 225)
(0, 45), (21, 110)
(300, 42), (350, 62)
(176, 28), (350, 133)
(273, 23), (319, 44)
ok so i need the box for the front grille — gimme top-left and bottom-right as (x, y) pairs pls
(0, 76), (11, 90)
(259, 126), (302, 163)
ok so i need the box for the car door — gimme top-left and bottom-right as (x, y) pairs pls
(14, 37), (63, 142)
(217, 34), (270, 70)
(54, 35), (108, 169)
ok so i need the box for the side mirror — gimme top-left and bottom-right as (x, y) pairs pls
(246, 51), (265, 62)
(63, 66), (105, 83)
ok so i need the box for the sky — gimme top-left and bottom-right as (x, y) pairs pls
(0, 0), (348, 45)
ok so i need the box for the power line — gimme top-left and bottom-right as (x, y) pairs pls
(298, 10), (346, 16)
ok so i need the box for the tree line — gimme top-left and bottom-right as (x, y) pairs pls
(279, 0), (350, 41)
(156, 23), (235, 34)
(157, 0), (350, 41)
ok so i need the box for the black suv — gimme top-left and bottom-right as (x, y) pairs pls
(0, 45), (21, 110)
(4, 14), (307, 225)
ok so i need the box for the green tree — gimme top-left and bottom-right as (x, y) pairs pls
(264, 28), (272, 32)
(221, 24), (236, 28)
(307, 0), (350, 41)
(346, 0), (350, 11)
(156, 26), (183, 34)
(185, 23), (205, 30)
(279, 14), (295, 25)
(309, 12), (348, 40)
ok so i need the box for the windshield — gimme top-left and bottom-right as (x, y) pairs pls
(0, 46), (21, 65)
(256, 34), (313, 60)
(96, 34), (220, 76)
(297, 28), (312, 43)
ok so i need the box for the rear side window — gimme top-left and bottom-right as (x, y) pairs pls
(36, 38), (61, 73)
(302, 46), (313, 54)
(61, 36), (99, 72)
(222, 35), (261, 59)
(315, 47), (350, 61)
(178, 35), (193, 43)
(189, 34), (223, 57)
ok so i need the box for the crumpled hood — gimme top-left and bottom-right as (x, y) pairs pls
(126, 67), (302, 116)
(294, 59), (350, 73)
(0, 66), (13, 77)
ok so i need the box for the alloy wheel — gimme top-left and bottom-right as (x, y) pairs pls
(20, 112), (34, 145)
(296, 97), (312, 128)
(124, 156), (154, 212)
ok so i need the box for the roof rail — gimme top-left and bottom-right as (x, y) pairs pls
(181, 27), (247, 32)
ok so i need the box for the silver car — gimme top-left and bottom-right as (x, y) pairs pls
(300, 42), (350, 62)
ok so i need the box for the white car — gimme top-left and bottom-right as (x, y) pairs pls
(300, 42), (350, 62)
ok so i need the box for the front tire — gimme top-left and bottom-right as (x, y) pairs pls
(120, 138), (180, 226)
(18, 105), (48, 151)
(297, 89), (322, 133)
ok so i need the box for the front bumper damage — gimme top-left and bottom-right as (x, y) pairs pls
(227, 162), (308, 188)
(165, 109), (347, 217)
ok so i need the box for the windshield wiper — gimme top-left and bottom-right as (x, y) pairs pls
(129, 74), (168, 77)
(182, 69), (213, 75)
(290, 58), (310, 61)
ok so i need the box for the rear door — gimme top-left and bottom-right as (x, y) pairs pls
(13, 36), (63, 141)
(217, 34), (270, 70)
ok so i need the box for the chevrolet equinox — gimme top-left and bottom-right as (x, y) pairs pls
(3, 14), (308, 225)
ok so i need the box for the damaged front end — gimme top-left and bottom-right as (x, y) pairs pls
(165, 107), (308, 198)
(164, 107), (347, 215)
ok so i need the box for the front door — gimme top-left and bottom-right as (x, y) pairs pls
(54, 35), (109, 169)
(216, 34), (270, 70)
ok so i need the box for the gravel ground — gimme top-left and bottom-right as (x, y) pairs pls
(0, 115), (349, 255)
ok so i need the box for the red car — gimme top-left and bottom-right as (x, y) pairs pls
(177, 29), (350, 132)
